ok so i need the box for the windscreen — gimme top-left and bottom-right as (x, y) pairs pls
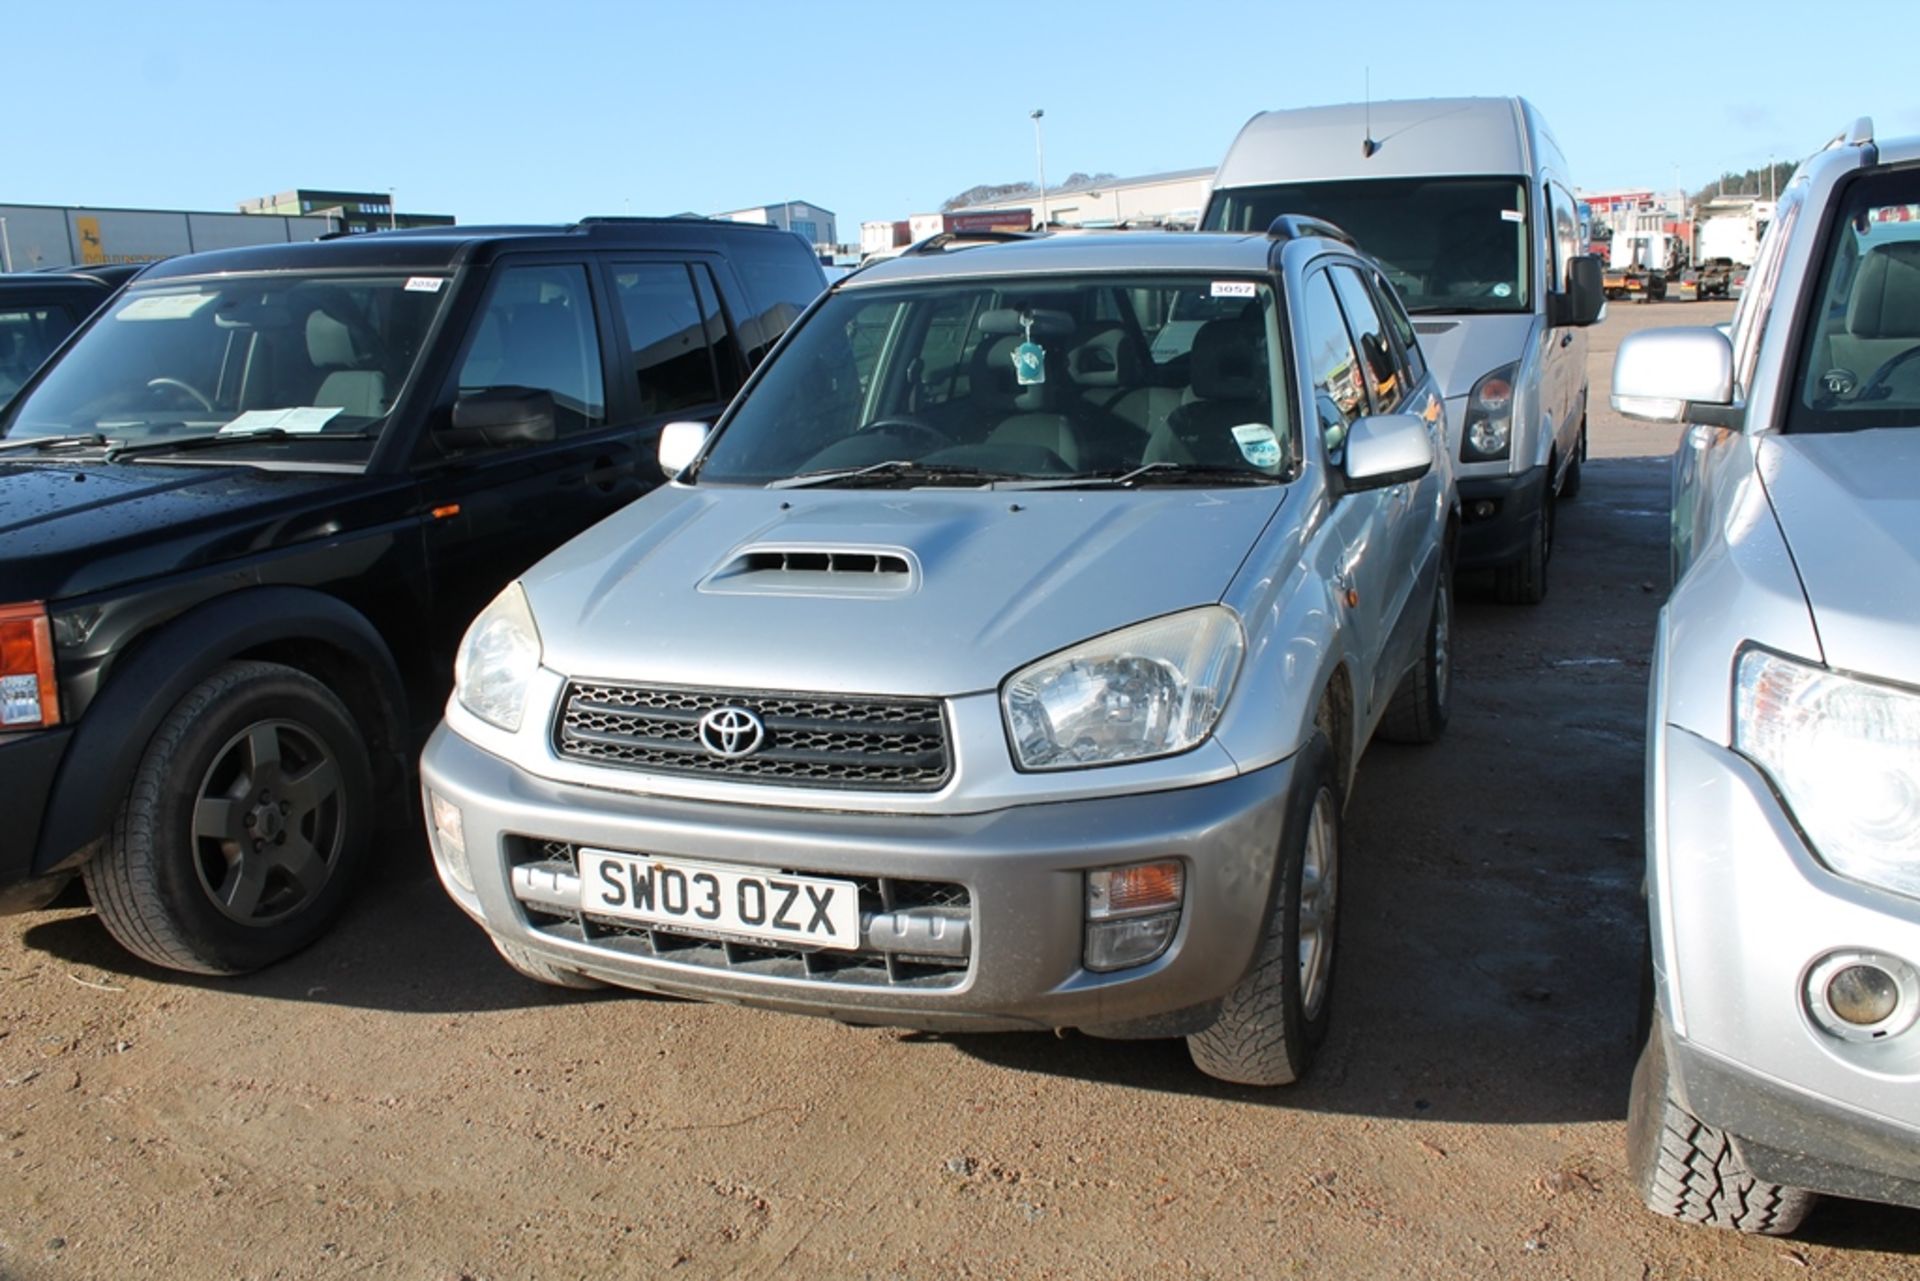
(1788, 168), (1920, 433)
(693, 274), (1290, 487)
(1206, 177), (1531, 313)
(1, 273), (448, 448)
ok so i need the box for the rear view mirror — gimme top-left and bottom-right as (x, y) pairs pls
(1343, 412), (1433, 491)
(1550, 255), (1605, 328)
(658, 420), (711, 479)
(1612, 327), (1734, 424)
(445, 386), (557, 449)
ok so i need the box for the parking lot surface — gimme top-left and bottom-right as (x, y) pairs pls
(6, 299), (1920, 1279)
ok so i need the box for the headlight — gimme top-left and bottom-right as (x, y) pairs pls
(1735, 648), (1920, 900)
(1003, 607), (1243, 771)
(454, 582), (542, 732)
(1462, 362), (1517, 461)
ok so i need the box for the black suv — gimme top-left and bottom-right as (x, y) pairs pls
(0, 218), (824, 973)
(0, 264), (146, 408)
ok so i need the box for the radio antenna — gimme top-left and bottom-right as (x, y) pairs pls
(1362, 68), (1379, 158)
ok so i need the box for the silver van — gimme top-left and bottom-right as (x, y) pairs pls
(418, 225), (1458, 1087)
(1205, 97), (1603, 602)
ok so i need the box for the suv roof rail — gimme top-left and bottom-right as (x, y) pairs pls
(576, 214), (733, 228)
(903, 229), (1045, 257)
(1265, 215), (1358, 248)
(1842, 116), (1875, 148)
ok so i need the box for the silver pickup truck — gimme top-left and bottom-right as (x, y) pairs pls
(419, 223), (1458, 1086)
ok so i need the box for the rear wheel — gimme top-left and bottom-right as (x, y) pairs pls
(1627, 1024), (1815, 1235)
(1188, 733), (1340, 1086)
(1494, 481), (1553, 605)
(84, 661), (373, 975)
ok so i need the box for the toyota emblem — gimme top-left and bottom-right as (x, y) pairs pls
(697, 706), (766, 759)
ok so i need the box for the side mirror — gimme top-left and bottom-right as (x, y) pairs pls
(1611, 327), (1734, 424)
(1548, 255), (1605, 328)
(658, 420), (711, 479)
(1343, 412), (1433, 491)
(445, 386), (556, 449)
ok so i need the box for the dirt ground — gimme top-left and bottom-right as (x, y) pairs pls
(7, 298), (1920, 1281)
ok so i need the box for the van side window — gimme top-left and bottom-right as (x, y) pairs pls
(1301, 270), (1367, 457)
(456, 263), (606, 436)
(1548, 184), (1581, 292)
(611, 262), (724, 417)
(1370, 270), (1427, 383)
(1329, 265), (1404, 413)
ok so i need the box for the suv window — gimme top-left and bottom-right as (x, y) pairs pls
(1733, 184), (1804, 403)
(1301, 270), (1367, 456)
(0, 305), (75, 403)
(1787, 167), (1920, 432)
(1370, 268), (1427, 383)
(457, 263), (605, 435)
(724, 232), (828, 363)
(1329, 265), (1404, 413)
(611, 262), (723, 417)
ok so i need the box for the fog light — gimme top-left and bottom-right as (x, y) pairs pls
(1472, 499), (1497, 520)
(1805, 951), (1920, 1042)
(1086, 912), (1179, 972)
(427, 790), (473, 893)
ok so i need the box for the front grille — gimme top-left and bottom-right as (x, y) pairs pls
(508, 839), (971, 988)
(553, 681), (951, 791)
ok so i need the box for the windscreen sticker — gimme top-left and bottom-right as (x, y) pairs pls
(116, 293), (216, 321)
(1231, 423), (1281, 469)
(219, 406), (344, 435)
(1210, 281), (1258, 298)
(1500, 209), (1525, 223)
(404, 276), (445, 293)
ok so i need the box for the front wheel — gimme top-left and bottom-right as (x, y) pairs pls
(1378, 553), (1453, 744)
(83, 661), (374, 975)
(1188, 733), (1341, 1086)
(1560, 423), (1587, 501)
(1626, 1024), (1815, 1235)
(1494, 482), (1553, 605)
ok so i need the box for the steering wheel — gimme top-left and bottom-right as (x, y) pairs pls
(859, 414), (955, 451)
(146, 376), (216, 412)
(1856, 343), (1920, 401)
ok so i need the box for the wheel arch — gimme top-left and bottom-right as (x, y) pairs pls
(34, 586), (409, 876)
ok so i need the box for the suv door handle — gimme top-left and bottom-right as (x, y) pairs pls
(1559, 332), (1574, 348)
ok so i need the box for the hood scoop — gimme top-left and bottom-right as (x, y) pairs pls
(700, 544), (921, 598)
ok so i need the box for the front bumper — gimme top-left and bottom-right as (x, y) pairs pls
(0, 727), (71, 911)
(1456, 465), (1547, 571)
(420, 724), (1295, 1034)
(1651, 726), (1920, 1202)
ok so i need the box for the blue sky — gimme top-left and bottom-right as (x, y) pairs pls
(11, 0), (1917, 237)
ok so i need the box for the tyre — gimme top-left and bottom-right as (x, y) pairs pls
(1494, 482), (1553, 605)
(1627, 1023), (1815, 1235)
(492, 937), (604, 990)
(1560, 424), (1587, 501)
(83, 661), (374, 975)
(1188, 733), (1340, 1086)
(1378, 555), (1452, 744)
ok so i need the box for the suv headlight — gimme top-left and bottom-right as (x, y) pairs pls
(1003, 607), (1243, 771)
(454, 582), (542, 732)
(1735, 648), (1920, 900)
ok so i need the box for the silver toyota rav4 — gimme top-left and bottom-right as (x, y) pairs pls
(1615, 119), (1920, 1231)
(419, 224), (1458, 1086)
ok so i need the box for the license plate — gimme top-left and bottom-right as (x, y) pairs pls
(577, 850), (861, 951)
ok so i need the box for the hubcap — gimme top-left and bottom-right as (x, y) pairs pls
(1298, 786), (1340, 1021)
(191, 719), (343, 924)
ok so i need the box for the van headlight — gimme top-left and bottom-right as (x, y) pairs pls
(1462, 362), (1517, 461)
(1735, 648), (1920, 900)
(1003, 607), (1243, 771)
(454, 582), (542, 732)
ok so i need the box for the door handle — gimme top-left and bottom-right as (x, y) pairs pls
(1559, 332), (1574, 348)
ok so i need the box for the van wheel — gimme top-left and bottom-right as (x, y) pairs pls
(1378, 555), (1452, 744)
(83, 661), (373, 975)
(1495, 483), (1552, 605)
(1627, 1024), (1815, 1235)
(1188, 733), (1339, 1086)
(492, 938), (604, 990)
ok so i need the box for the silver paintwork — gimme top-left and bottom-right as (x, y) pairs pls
(1344, 412), (1435, 487)
(1611, 326), (1734, 420)
(1635, 121), (1920, 1204)
(656, 420), (709, 479)
(421, 228), (1457, 1029)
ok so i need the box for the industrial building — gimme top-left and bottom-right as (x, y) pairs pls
(0, 201), (333, 271)
(948, 167), (1216, 229)
(238, 188), (455, 234)
(715, 199), (838, 254)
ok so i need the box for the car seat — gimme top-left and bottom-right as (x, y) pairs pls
(1145, 317), (1270, 467)
(306, 309), (387, 418)
(1831, 241), (1920, 397)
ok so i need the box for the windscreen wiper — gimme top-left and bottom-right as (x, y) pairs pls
(0, 432), (107, 455)
(767, 459), (1032, 490)
(1014, 461), (1279, 489)
(105, 427), (377, 462)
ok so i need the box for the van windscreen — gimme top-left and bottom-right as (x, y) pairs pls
(1206, 178), (1530, 315)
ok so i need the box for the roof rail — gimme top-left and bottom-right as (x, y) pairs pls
(903, 229), (1045, 257)
(1844, 116), (1875, 147)
(1265, 215), (1358, 247)
(576, 214), (728, 227)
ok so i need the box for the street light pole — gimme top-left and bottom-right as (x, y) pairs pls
(1030, 109), (1048, 229)
(0, 217), (12, 273)
(389, 188), (398, 231)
